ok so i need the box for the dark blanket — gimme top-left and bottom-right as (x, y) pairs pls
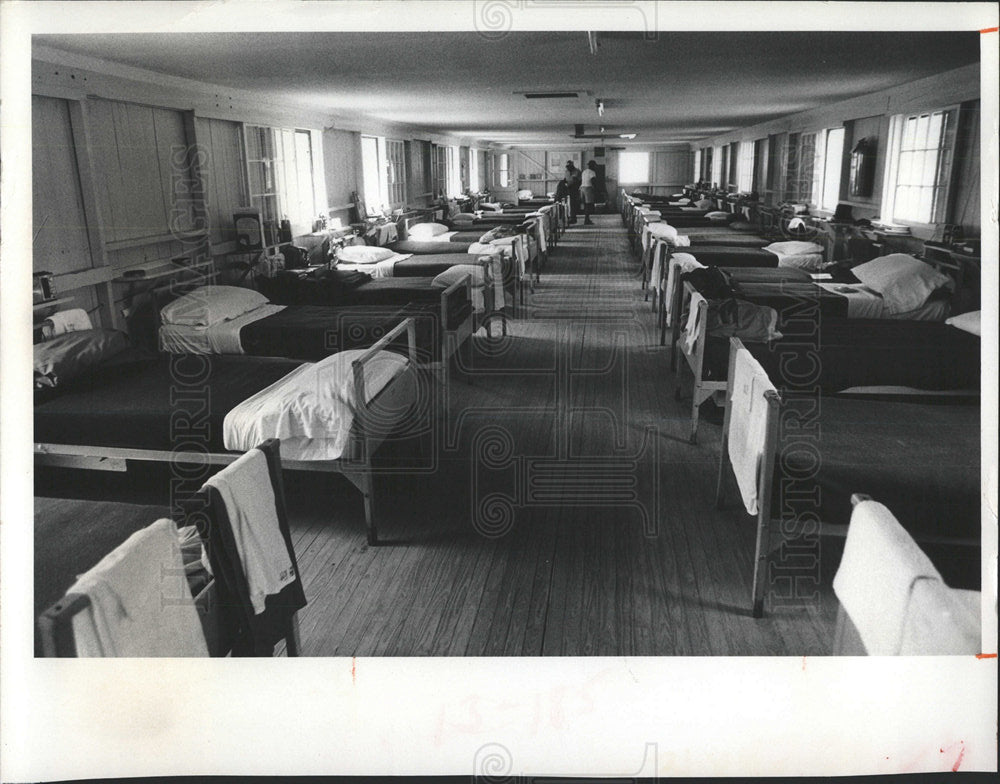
(701, 319), (981, 393)
(389, 240), (473, 255)
(449, 231), (488, 243)
(688, 245), (780, 267)
(240, 304), (437, 361)
(389, 254), (489, 278)
(34, 355), (304, 452)
(685, 237), (770, 248)
(765, 396), (980, 583)
(344, 278), (472, 330)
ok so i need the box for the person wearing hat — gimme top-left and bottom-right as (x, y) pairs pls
(564, 161), (582, 224)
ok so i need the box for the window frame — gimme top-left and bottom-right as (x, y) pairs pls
(618, 150), (650, 185)
(881, 105), (958, 227)
(243, 124), (318, 234)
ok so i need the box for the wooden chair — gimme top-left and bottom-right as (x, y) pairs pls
(39, 439), (305, 656)
(191, 438), (306, 656)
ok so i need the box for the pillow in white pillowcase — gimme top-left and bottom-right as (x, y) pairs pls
(648, 223), (678, 239)
(765, 240), (824, 256)
(337, 245), (397, 265)
(852, 253), (954, 315)
(408, 222), (450, 238)
(160, 285), (268, 327)
(431, 265), (486, 289)
(705, 211), (730, 220)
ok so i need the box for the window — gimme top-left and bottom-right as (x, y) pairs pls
(719, 145), (729, 187)
(384, 139), (406, 208)
(736, 140), (755, 192)
(618, 151), (649, 184)
(882, 108), (957, 225)
(469, 148), (480, 192)
(245, 125), (317, 234)
(810, 127), (845, 210)
(496, 152), (510, 188)
(785, 132), (816, 202)
(702, 147), (714, 183)
(727, 142), (740, 188)
(692, 149), (702, 183)
(360, 135), (384, 215)
(361, 136), (406, 215)
(447, 146), (462, 197)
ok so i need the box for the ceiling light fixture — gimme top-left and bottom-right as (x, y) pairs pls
(595, 99), (604, 117)
(619, 133), (637, 139)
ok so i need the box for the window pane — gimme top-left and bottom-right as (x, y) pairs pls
(619, 151), (649, 184)
(361, 136), (382, 215)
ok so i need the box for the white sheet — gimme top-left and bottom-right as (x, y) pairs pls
(490, 235), (528, 279)
(407, 231), (457, 242)
(337, 252), (413, 278)
(159, 304), (286, 355)
(727, 347), (778, 516)
(223, 349), (410, 462)
(833, 500), (945, 655)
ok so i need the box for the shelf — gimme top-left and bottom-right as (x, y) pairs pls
(33, 296), (74, 312)
(114, 259), (214, 285)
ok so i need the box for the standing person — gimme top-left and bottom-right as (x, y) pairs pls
(580, 160), (599, 225)
(564, 161), (582, 224)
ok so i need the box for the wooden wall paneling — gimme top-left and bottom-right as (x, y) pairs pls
(86, 98), (127, 247)
(949, 100), (981, 234)
(115, 101), (165, 244)
(32, 97), (94, 274)
(180, 110), (213, 266)
(69, 99), (117, 328)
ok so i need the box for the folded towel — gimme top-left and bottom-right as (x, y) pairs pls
(833, 500), (943, 655)
(205, 450), (295, 615)
(682, 291), (707, 356)
(662, 253), (704, 325)
(727, 348), (777, 515)
(68, 519), (208, 657)
(47, 308), (92, 337)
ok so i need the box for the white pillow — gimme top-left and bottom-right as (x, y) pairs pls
(431, 265), (486, 289)
(945, 310), (981, 337)
(451, 213), (478, 224)
(337, 245), (396, 265)
(705, 211), (730, 220)
(408, 222), (450, 238)
(694, 198), (713, 210)
(852, 254), (954, 315)
(648, 223), (678, 239)
(160, 286), (268, 327)
(765, 240), (825, 256)
(517, 189), (534, 200)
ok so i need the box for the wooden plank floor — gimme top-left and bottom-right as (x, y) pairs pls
(36, 213), (847, 656)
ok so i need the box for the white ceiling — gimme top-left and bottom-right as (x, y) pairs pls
(34, 31), (980, 146)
